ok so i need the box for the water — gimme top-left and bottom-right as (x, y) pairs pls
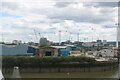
(4, 70), (119, 78)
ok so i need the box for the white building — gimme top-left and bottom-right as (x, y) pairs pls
(86, 48), (115, 58)
(99, 49), (114, 57)
(87, 50), (98, 56)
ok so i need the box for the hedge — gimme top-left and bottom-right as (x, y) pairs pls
(2, 56), (96, 68)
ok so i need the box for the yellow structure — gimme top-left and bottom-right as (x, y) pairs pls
(114, 50), (118, 54)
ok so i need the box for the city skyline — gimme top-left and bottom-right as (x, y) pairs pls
(0, 0), (119, 43)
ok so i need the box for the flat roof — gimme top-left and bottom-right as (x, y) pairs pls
(51, 46), (67, 49)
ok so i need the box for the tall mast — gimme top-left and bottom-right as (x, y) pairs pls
(59, 30), (61, 45)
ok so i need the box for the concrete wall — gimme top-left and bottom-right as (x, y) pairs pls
(3, 62), (118, 73)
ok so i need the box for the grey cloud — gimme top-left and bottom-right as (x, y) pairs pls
(31, 2), (116, 24)
(1, 1), (117, 25)
(98, 2), (118, 7)
(47, 9), (114, 24)
(54, 2), (75, 8)
(54, 2), (116, 8)
(1, 2), (19, 10)
(50, 19), (63, 23)
(83, 2), (118, 8)
(103, 26), (116, 28)
(14, 2), (116, 24)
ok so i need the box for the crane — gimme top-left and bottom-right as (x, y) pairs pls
(33, 29), (39, 43)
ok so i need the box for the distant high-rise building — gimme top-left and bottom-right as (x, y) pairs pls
(39, 37), (47, 46)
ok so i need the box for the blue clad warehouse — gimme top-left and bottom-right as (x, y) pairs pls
(0, 44), (38, 56)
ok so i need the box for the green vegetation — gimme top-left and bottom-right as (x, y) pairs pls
(2, 56), (96, 68)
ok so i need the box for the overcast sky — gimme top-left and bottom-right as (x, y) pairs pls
(0, 0), (119, 43)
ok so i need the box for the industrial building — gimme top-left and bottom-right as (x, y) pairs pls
(38, 45), (76, 56)
(0, 44), (38, 56)
(38, 46), (58, 56)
